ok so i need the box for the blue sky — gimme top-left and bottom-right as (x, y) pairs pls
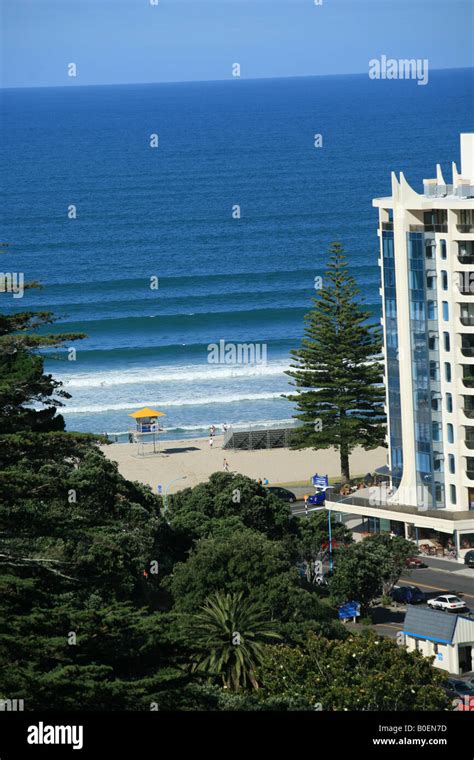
(1, 0), (473, 88)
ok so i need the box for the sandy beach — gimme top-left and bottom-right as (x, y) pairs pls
(101, 436), (387, 493)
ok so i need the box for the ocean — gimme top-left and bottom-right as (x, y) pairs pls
(1, 69), (473, 440)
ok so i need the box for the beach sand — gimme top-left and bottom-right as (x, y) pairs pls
(101, 437), (387, 493)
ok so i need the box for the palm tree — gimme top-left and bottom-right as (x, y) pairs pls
(191, 591), (281, 691)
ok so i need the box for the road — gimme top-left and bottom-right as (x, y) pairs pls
(399, 562), (474, 605)
(357, 560), (474, 641)
(289, 500), (474, 637)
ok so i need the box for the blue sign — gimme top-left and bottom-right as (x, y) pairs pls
(312, 473), (329, 488)
(338, 601), (361, 620)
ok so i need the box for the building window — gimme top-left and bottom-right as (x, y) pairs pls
(440, 240), (447, 259)
(442, 301), (449, 321)
(445, 362), (452, 382)
(448, 454), (455, 474)
(450, 484), (457, 505)
(432, 421), (442, 442)
(425, 241), (435, 259)
(435, 483), (444, 502)
(447, 423), (454, 444)
(427, 301), (437, 320)
(441, 270), (448, 290)
(443, 332), (450, 352)
(446, 393), (453, 413)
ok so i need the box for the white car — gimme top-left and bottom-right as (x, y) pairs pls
(426, 595), (467, 612)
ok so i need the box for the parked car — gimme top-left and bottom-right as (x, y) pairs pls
(426, 594), (468, 612)
(464, 550), (474, 568)
(304, 491), (326, 506)
(390, 585), (425, 604)
(446, 678), (474, 700)
(405, 556), (428, 569)
(266, 486), (296, 503)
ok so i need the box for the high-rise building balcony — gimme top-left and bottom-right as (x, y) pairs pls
(466, 459), (474, 480)
(460, 304), (474, 325)
(457, 211), (474, 234)
(461, 336), (474, 357)
(462, 365), (474, 387)
(458, 241), (474, 265)
(457, 272), (474, 295)
(409, 224), (448, 233)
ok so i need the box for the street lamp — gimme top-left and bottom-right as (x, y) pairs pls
(163, 476), (187, 515)
(328, 508), (334, 572)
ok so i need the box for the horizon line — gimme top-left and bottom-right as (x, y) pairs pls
(1, 64), (473, 92)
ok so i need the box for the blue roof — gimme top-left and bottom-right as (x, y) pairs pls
(402, 607), (458, 644)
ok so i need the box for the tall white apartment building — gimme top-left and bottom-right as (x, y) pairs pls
(326, 134), (474, 561)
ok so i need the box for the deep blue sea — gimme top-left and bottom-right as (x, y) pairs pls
(1, 69), (473, 439)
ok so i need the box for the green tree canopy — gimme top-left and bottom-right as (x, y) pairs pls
(286, 242), (386, 479)
(166, 527), (340, 642)
(0, 307), (84, 433)
(190, 591), (282, 691)
(167, 471), (293, 547)
(329, 534), (415, 611)
(259, 632), (450, 711)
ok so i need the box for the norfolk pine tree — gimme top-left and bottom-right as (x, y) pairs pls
(286, 243), (386, 480)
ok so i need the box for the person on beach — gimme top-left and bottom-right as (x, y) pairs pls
(222, 423), (228, 434)
(209, 437), (214, 449)
(223, 458), (229, 472)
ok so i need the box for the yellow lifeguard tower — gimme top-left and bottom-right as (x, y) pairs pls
(128, 407), (165, 456)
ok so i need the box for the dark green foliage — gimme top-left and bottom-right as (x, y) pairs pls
(329, 534), (417, 611)
(294, 509), (353, 564)
(167, 471), (293, 548)
(0, 308), (84, 433)
(0, 287), (448, 711)
(166, 524), (342, 644)
(190, 591), (282, 691)
(286, 242), (386, 479)
(258, 631), (450, 711)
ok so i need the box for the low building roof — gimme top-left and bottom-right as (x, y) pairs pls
(403, 607), (473, 645)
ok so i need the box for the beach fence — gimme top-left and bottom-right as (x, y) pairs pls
(222, 422), (300, 451)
